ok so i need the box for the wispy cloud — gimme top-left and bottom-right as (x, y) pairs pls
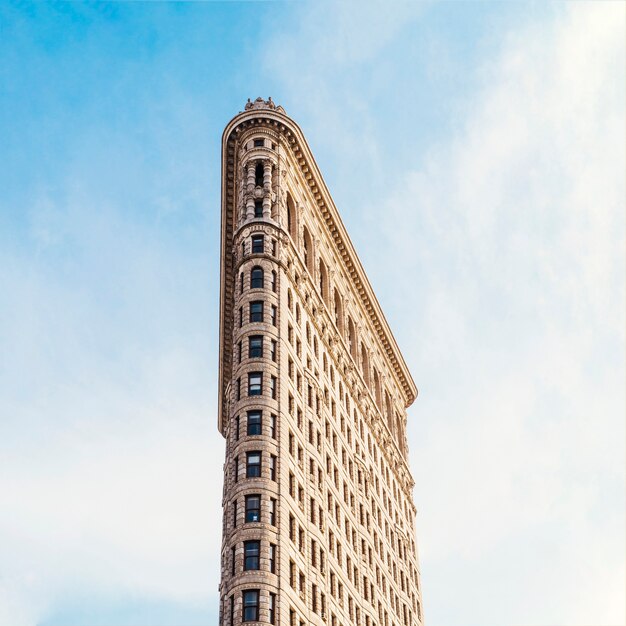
(265, 2), (625, 625)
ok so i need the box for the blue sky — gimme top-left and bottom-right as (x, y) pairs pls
(1, 2), (624, 625)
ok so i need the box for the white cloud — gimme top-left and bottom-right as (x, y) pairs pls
(267, 1), (624, 624)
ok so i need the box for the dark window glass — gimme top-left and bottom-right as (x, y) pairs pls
(270, 414), (276, 439)
(250, 267), (264, 289)
(271, 270), (277, 292)
(271, 340), (277, 362)
(248, 372), (262, 396)
(254, 200), (263, 218)
(243, 589), (259, 622)
(271, 305), (277, 326)
(244, 540), (260, 570)
(255, 162), (264, 186)
(270, 454), (277, 481)
(245, 494), (261, 522)
(246, 451), (261, 478)
(270, 376), (277, 399)
(248, 335), (263, 358)
(249, 301), (263, 323)
(251, 235), (264, 254)
(247, 410), (262, 436)
(254, 139), (264, 148)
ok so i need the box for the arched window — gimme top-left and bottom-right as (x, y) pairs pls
(333, 290), (344, 334)
(286, 192), (297, 243)
(250, 266), (264, 289)
(319, 259), (329, 306)
(302, 226), (314, 276)
(360, 342), (370, 385)
(347, 317), (357, 362)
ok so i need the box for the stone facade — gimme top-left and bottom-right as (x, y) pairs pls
(218, 98), (424, 626)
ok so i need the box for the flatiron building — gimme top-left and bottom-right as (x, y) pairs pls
(218, 98), (424, 626)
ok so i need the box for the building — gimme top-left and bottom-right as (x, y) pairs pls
(218, 98), (423, 626)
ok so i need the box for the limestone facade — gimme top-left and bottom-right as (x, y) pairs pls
(218, 98), (424, 626)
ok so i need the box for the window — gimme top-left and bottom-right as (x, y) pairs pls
(242, 589), (259, 622)
(254, 138), (264, 148)
(235, 416), (240, 440)
(271, 305), (277, 326)
(270, 376), (277, 399)
(250, 301), (263, 323)
(270, 340), (277, 362)
(230, 595), (235, 626)
(270, 414), (277, 439)
(270, 497), (276, 526)
(231, 545), (236, 575)
(251, 235), (264, 253)
(271, 270), (277, 292)
(270, 454), (277, 480)
(233, 499), (238, 527)
(248, 335), (263, 358)
(244, 540), (260, 570)
(269, 543), (276, 574)
(255, 161), (264, 186)
(234, 456), (239, 482)
(269, 592), (276, 624)
(254, 199), (263, 218)
(247, 410), (262, 435)
(239, 306), (243, 328)
(248, 372), (262, 396)
(271, 239), (277, 256)
(250, 266), (264, 289)
(246, 451), (261, 478)
(245, 494), (261, 522)
(239, 272), (244, 294)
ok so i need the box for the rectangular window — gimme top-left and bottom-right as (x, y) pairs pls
(270, 497), (276, 526)
(269, 592), (276, 625)
(271, 305), (277, 326)
(234, 456), (239, 483)
(270, 414), (277, 439)
(244, 540), (260, 570)
(254, 200), (263, 218)
(243, 589), (260, 621)
(247, 410), (262, 435)
(271, 339), (277, 362)
(269, 543), (276, 574)
(230, 595), (235, 626)
(235, 416), (240, 441)
(233, 499), (238, 527)
(271, 270), (277, 292)
(254, 138), (264, 147)
(270, 454), (277, 481)
(231, 545), (236, 575)
(248, 372), (262, 396)
(270, 376), (277, 399)
(239, 306), (243, 328)
(248, 335), (263, 358)
(250, 301), (263, 323)
(246, 451), (262, 478)
(236, 378), (241, 401)
(271, 239), (277, 256)
(238, 340), (242, 364)
(245, 494), (261, 522)
(251, 235), (264, 253)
